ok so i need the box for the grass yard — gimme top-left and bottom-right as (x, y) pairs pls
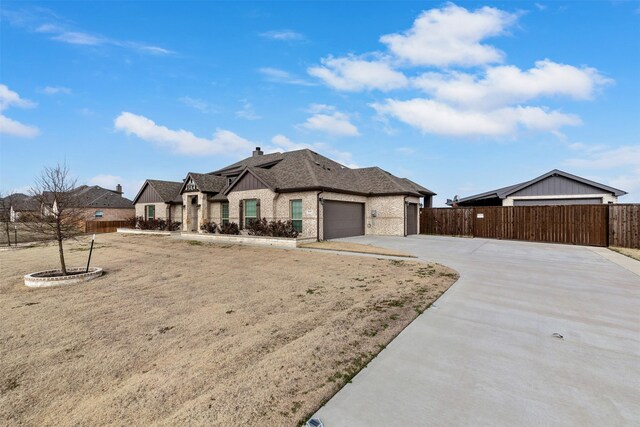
(0, 222), (55, 246)
(609, 246), (640, 262)
(0, 233), (457, 426)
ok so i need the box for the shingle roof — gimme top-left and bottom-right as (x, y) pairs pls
(221, 149), (435, 197)
(10, 194), (40, 211)
(68, 185), (134, 209)
(147, 180), (183, 203)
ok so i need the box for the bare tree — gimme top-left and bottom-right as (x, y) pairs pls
(24, 163), (86, 275)
(0, 192), (16, 246)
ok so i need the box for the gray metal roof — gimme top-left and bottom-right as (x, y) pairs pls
(452, 169), (627, 205)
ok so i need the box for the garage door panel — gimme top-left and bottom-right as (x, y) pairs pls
(323, 201), (364, 240)
(407, 203), (418, 235)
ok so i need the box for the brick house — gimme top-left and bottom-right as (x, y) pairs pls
(132, 179), (183, 222)
(172, 147), (434, 241)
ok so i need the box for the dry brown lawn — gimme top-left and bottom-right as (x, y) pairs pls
(0, 233), (457, 426)
(609, 246), (640, 261)
(300, 241), (415, 258)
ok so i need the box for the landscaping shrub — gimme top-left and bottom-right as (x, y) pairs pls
(134, 216), (181, 231)
(219, 222), (240, 235)
(200, 220), (219, 234)
(246, 218), (269, 236)
(246, 218), (298, 238)
(268, 220), (299, 238)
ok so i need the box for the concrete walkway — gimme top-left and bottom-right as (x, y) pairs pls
(314, 236), (640, 426)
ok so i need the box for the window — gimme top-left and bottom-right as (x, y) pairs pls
(94, 210), (104, 218)
(221, 202), (229, 225)
(290, 199), (302, 232)
(145, 205), (155, 220)
(227, 177), (235, 186)
(244, 199), (257, 225)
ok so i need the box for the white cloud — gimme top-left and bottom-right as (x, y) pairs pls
(178, 96), (210, 113)
(0, 115), (40, 138)
(51, 31), (102, 45)
(307, 104), (336, 114)
(260, 30), (305, 41)
(413, 60), (612, 109)
(40, 85), (71, 95)
(114, 112), (253, 156)
(235, 101), (261, 120)
(565, 145), (640, 200)
(395, 147), (415, 155)
(380, 4), (518, 67)
(259, 67), (315, 86)
(0, 84), (39, 138)
(372, 98), (580, 137)
(6, 8), (172, 55)
(0, 84), (36, 110)
(308, 55), (408, 91)
(299, 107), (360, 136)
(566, 145), (640, 170)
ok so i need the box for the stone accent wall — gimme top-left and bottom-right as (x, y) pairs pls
(182, 191), (207, 232)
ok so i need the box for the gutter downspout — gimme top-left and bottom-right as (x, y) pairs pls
(316, 190), (323, 242)
(403, 196), (408, 237)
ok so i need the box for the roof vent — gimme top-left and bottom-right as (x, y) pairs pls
(253, 146), (264, 157)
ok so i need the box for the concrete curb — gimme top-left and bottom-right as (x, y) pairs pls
(24, 267), (103, 288)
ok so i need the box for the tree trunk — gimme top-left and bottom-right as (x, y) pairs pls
(58, 238), (67, 275)
(5, 224), (10, 247)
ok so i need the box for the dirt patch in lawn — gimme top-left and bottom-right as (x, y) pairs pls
(300, 241), (415, 258)
(609, 246), (640, 262)
(0, 233), (457, 426)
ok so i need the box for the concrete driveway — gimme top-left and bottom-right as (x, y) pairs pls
(313, 235), (640, 426)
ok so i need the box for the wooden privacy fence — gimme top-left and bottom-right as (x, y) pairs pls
(85, 220), (132, 234)
(609, 204), (640, 248)
(420, 204), (640, 248)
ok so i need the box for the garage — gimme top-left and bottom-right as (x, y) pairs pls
(323, 200), (365, 240)
(406, 203), (418, 235)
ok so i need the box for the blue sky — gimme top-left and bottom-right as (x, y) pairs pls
(1, 1), (639, 205)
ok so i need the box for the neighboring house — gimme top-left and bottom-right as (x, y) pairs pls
(448, 169), (627, 207)
(177, 147), (435, 240)
(7, 185), (134, 222)
(8, 193), (40, 222)
(72, 185), (135, 220)
(133, 179), (183, 222)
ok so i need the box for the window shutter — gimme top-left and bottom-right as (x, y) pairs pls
(239, 200), (244, 229)
(256, 199), (261, 220)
